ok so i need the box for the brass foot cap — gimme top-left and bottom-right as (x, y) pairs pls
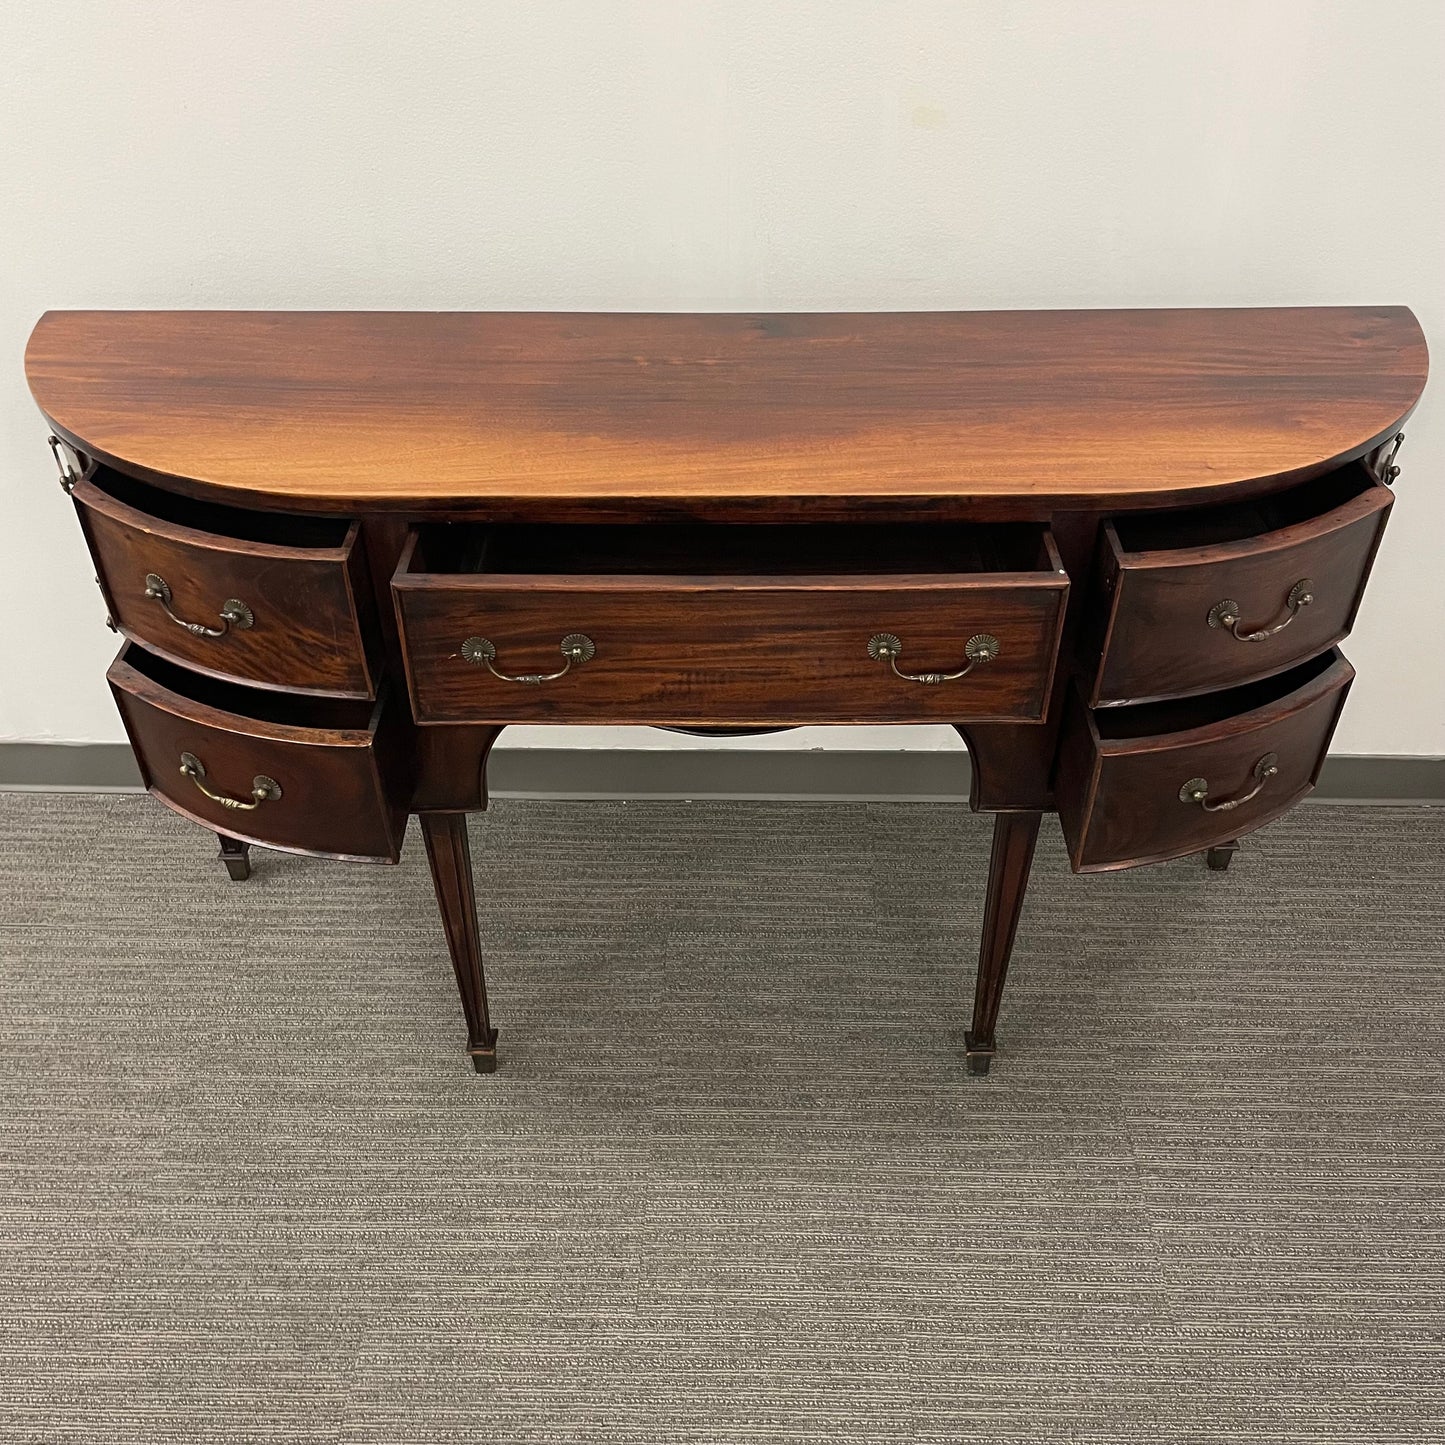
(963, 1032), (995, 1076)
(468, 1031), (499, 1075)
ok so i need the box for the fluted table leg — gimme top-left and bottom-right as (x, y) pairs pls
(420, 812), (498, 1073)
(964, 810), (1043, 1075)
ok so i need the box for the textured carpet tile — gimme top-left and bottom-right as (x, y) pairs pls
(0, 792), (1442, 1443)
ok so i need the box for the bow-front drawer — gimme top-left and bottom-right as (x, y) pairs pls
(73, 466), (377, 698)
(1088, 463), (1391, 705)
(1057, 650), (1354, 872)
(392, 522), (1069, 725)
(108, 646), (407, 862)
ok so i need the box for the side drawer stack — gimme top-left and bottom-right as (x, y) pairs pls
(71, 461), (407, 861)
(1058, 461), (1391, 870)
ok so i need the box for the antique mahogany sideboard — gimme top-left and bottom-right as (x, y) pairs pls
(25, 308), (1426, 1073)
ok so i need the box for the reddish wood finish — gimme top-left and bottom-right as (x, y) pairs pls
(393, 529), (1068, 726)
(964, 811), (1043, 1075)
(30, 307), (1425, 1077)
(1056, 652), (1355, 872)
(26, 308), (1426, 517)
(420, 812), (498, 1073)
(108, 646), (407, 862)
(411, 725), (505, 813)
(73, 468), (376, 698)
(1089, 465), (1392, 704)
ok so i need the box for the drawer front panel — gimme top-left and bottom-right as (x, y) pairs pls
(1093, 482), (1390, 704)
(108, 651), (405, 862)
(75, 476), (375, 698)
(1059, 653), (1354, 872)
(395, 576), (1068, 725)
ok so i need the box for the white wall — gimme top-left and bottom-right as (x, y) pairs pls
(3, 0), (1441, 756)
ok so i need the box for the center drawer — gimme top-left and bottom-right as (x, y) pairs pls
(392, 522), (1070, 725)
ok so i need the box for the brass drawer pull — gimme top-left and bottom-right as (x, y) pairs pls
(49, 434), (82, 492)
(145, 574), (254, 637)
(1179, 752), (1278, 813)
(1208, 579), (1313, 641)
(867, 631), (1000, 685)
(461, 633), (595, 684)
(179, 752), (282, 811)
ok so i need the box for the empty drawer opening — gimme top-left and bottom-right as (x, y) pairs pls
(1109, 463), (1379, 554)
(85, 466), (351, 549)
(407, 521), (1059, 578)
(1093, 651), (1340, 740)
(120, 646), (377, 731)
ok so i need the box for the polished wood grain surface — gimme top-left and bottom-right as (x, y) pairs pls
(36, 306), (1425, 1075)
(27, 308), (1426, 516)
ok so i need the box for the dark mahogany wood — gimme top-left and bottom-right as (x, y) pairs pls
(1056, 652), (1355, 872)
(1206, 839), (1240, 872)
(412, 725), (505, 813)
(964, 811), (1043, 1075)
(73, 467), (377, 698)
(107, 645), (407, 862)
(392, 528), (1068, 726)
(26, 308), (1426, 519)
(420, 812), (498, 1073)
(217, 833), (251, 881)
(27, 307), (1425, 1077)
(1089, 464), (1392, 704)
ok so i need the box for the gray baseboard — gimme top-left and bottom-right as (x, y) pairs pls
(1, 741), (1442, 804)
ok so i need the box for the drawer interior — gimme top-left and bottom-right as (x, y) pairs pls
(1092, 650), (1340, 740)
(87, 465), (350, 549)
(1109, 463), (1376, 555)
(408, 521), (1058, 578)
(121, 646), (377, 731)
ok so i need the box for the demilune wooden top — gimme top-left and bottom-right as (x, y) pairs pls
(26, 307), (1427, 517)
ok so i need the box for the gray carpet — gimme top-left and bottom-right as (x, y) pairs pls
(0, 792), (1442, 1443)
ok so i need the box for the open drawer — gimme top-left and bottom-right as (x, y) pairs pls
(392, 521), (1070, 726)
(74, 465), (377, 698)
(1057, 650), (1354, 872)
(1088, 463), (1391, 705)
(108, 646), (408, 862)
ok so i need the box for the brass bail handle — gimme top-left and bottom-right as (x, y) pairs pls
(461, 633), (595, 685)
(1179, 752), (1278, 813)
(179, 753), (282, 811)
(867, 632), (1000, 685)
(1208, 580), (1313, 642)
(145, 574), (254, 638)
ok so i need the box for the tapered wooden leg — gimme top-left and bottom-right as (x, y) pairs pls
(216, 834), (251, 882)
(964, 810), (1043, 1076)
(1206, 839), (1239, 871)
(420, 812), (498, 1073)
